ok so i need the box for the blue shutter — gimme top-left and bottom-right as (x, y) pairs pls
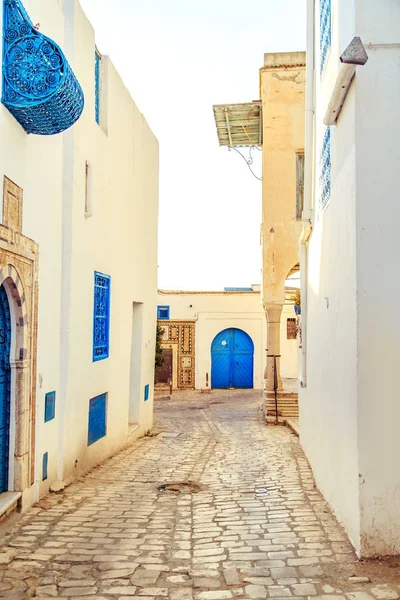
(88, 393), (107, 446)
(320, 0), (331, 74)
(93, 272), (111, 361)
(42, 452), (48, 481)
(157, 306), (170, 320)
(44, 391), (56, 423)
(144, 384), (150, 402)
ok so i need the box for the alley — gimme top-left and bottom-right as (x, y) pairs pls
(0, 390), (399, 600)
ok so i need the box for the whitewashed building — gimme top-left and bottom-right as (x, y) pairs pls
(0, 0), (158, 516)
(156, 288), (298, 391)
(299, 0), (400, 556)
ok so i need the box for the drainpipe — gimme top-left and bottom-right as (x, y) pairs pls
(299, 0), (315, 388)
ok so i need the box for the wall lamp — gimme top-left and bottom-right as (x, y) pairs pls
(324, 37), (368, 126)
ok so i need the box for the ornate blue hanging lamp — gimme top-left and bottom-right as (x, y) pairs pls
(2, 0), (84, 135)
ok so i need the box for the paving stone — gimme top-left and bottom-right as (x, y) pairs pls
(370, 586), (400, 600)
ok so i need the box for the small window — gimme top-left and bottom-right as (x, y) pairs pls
(157, 305), (170, 320)
(144, 384), (150, 402)
(44, 391), (56, 423)
(95, 50), (101, 124)
(42, 452), (48, 481)
(320, 127), (331, 210)
(320, 0), (332, 75)
(287, 318), (297, 340)
(93, 272), (111, 361)
(296, 152), (305, 220)
(88, 393), (107, 446)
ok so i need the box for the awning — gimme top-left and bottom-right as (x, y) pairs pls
(212, 102), (262, 147)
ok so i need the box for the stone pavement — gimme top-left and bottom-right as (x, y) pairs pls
(0, 389), (399, 600)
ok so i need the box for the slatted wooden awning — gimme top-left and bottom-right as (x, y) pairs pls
(212, 102), (262, 147)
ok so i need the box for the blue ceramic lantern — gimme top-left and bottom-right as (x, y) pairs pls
(2, 0), (84, 135)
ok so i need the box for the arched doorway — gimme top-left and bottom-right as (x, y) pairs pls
(211, 328), (254, 389)
(0, 285), (11, 493)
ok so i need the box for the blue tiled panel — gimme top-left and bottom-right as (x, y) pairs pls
(2, 0), (84, 135)
(320, 0), (332, 74)
(157, 306), (170, 319)
(42, 452), (48, 481)
(44, 391), (56, 423)
(95, 51), (100, 124)
(88, 393), (107, 446)
(93, 272), (111, 362)
(144, 385), (150, 402)
(320, 127), (331, 210)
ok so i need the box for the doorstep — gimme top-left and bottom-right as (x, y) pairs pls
(0, 492), (22, 522)
(284, 418), (300, 437)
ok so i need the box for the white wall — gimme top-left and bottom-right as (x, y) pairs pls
(0, 0), (158, 505)
(355, 0), (400, 557)
(300, 0), (400, 556)
(158, 291), (269, 389)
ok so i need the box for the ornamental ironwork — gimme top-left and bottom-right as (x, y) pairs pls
(93, 272), (111, 362)
(320, 0), (331, 74)
(2, 0), (84, 135)
(320, 126), (331, 210)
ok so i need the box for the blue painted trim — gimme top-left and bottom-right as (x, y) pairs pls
(95, 51), (100, 124)
(223, 288), (253, 292)
(157, 305), (170, 320)
(42, 452), (48, 481)
(88, 393), (107, 446)
(93, 272), (111, 362)
(44, 391), (56, 423)
(2, 0), (84, 135)
(144, 384), (149, 402)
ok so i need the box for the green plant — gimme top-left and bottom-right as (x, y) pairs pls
(155, 324), (165, 370)
(288, 289), (301, 308)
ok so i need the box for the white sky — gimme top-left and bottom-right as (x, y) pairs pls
(79, 0), (306, 291)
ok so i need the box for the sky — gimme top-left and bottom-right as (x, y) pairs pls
(80, 0), (306, 291)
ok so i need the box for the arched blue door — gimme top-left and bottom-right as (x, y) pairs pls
(211, 328), (254, 389)
(0, 285), (11, 493)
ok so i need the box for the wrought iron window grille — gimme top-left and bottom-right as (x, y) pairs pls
(320, 126), (331, 210)
(2, 0), (84, 135)
(93, 272), (111, 362)
(320, 0), (332, 75)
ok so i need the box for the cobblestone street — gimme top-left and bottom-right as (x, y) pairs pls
(0, 390), (399, 600)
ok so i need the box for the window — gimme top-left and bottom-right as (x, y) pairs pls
(320, 0), (332, 75)
(93, 272), (111, 361)
(320, 127), (331, 210)
(144, 384), (150, 402)
(44, 391), (56, 423)
(95, 50), (101, 124)
(88, 393), (107, 446)
(296, 152), (305, 220)
(287, 318), (297, 340)
(42, 453), (48, 481)
(157, 305), (170, 320)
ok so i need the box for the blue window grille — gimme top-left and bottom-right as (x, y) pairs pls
(44, 391), (56, 423)
(320, 127), (331, 210)
(1, 0), (84, 135)
(320, 0), (332, 74)
(157, 305), (170, 320)
(144, 384), (150, 402)
(42, 452), (48, 481)
(93, 272), (111, 362)
(95, 50), (100, 124)
(88, 393), (107, 446)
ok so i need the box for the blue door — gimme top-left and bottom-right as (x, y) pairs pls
(0, 285), (11, 493)
(211, 328), (254, 389)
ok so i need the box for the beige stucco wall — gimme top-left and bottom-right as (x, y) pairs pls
(0, 0), (158, 507)
(260, 53), (305, 305)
